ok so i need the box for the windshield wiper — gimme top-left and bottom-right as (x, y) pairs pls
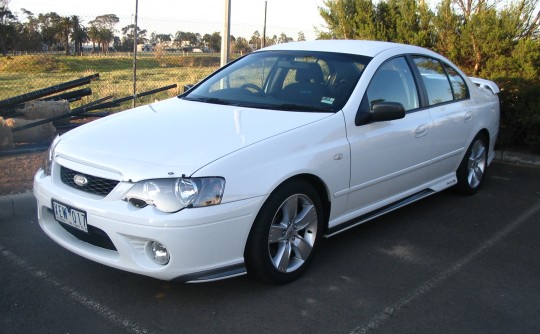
(272, 103), (334, 112)
(184, 97), (334, 112)
(183, 96), (235, 106)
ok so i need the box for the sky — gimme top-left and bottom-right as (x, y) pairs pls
(6, 0), (328, 41)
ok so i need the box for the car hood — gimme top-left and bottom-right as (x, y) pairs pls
(55, 98), (332, 181)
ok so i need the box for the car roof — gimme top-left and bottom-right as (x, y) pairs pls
(258, 40), (434, 58)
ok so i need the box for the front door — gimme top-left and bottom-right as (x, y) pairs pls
(345, 56), (433, 215)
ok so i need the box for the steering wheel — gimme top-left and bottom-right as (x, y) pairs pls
(240, 83), (264, 95)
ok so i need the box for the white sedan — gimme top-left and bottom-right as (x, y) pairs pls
(34, 40), (500, 284)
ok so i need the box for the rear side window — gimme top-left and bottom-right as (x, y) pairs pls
(444, 64), (469, 100)
(413, 57), (453, 105)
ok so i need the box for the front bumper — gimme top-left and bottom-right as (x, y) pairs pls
(34, 169), (265, 282)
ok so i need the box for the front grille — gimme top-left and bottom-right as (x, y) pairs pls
(61, 166), (119, 196)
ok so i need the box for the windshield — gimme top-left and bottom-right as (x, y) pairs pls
(182, 50), (371, 112)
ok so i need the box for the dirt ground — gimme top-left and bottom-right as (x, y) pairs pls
(0, 152), (46, 196)
(0, 116), (99, 196)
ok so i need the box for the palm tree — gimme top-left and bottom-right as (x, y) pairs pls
(88, 14), (119, 54)
(87, 25), (99, 53)
(99, 28), (114, 53)
(71, 15), (86, 55)
(58, 16), (72, 55)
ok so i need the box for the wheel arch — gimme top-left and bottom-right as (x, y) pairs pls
(460, 127), (491, 165)
(275, 173), (332, 229)
(454, 128), (491, 195)
(477, 128), (490, 147)
(476, 128), (492, 163)
(243, 173), (331, 283)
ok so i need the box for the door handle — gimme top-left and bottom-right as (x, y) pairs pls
(464, 111), (473, 123)
(415, 124), (428, 138)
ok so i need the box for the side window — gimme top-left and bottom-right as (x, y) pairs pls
(366, 57), (419, 111)
(413, 57), (453, 105)
(444, 64), (469, 100)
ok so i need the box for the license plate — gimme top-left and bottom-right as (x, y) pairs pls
(52, 200), (88, 233)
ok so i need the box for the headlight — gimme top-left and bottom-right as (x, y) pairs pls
(122, 177), (225, 213)
(43, 135), (61, 176)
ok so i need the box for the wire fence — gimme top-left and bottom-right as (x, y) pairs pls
(0, 11), (315, 111)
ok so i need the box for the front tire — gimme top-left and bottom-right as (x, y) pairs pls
(244, 179), (323, 284)
(455, 133), (488, 195)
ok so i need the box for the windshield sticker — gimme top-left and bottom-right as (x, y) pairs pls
(321, 97), (335, 105)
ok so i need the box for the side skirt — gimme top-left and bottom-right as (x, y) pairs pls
(325, 189), (435, 237)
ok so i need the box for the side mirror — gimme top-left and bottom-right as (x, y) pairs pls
(355, 96), (406, 126)
(370, 102), (406, 122)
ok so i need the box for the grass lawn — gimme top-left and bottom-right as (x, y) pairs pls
(0, 54), (220, 111)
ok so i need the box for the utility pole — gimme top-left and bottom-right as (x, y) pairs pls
(220, 0), (231, 67)
(262, 1), (267, 48)
(132, 0), (139, 108)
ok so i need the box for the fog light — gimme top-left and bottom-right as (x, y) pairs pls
(150, 241), (170, 265)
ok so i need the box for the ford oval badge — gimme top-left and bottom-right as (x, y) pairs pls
(74, 174), (88, 187)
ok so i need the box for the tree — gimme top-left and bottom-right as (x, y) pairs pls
(58, 16), (72, 55)
(278, 32), (293, 44)
(432, 0), (539, 75)
(264, 34), (277, 46)
(458, 0), (540, 148)
(233, 36), (251, 54)
(173, 31), (200, 49)
(151, 33), (171, 43)
(88, 14), (119, 53)
(317, 0), (538, 71)
(17, 9), (42, 52)
(120, 24), (147, 51)
(352, 0), (378, 40)
(389, 0), (434, 47)
(250, 30), (261, 49)
(0, 5), (18, 55)
(432, 0), (461, 61)
(202, 31), (220, 52)
(71, 15), (86, 55)
(87, 25), (99, 53)
(297, 31), (306, 41)
(37, 12), (62, 51)
(318, 0), (358, 39)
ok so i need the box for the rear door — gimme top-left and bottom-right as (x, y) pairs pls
(411, 56), (475, 175)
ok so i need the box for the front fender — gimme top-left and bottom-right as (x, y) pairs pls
(193, 112), (351, 221)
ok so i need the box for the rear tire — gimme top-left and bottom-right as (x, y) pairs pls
(455, 133), (488, 195)
(244, 179), (323, 284)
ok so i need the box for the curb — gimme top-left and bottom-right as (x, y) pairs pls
(0, 191), (36, 220)
(494, 150), (540, 166)
(0, 150), (538, 221)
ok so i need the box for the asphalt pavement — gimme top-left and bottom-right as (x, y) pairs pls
(1, 160), (539, 333)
